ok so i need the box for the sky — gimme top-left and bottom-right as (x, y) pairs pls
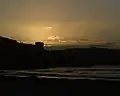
(0, 0), (120, 43)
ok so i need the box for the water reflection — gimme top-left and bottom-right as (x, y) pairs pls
(1, 67), (120, 81)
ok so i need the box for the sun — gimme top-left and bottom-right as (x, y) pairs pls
(43, 26), (53, 30)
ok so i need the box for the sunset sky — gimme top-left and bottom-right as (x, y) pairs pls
(0, 0), (120, 43)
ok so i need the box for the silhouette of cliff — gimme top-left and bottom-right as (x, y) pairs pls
(0, 36), (45, 69)
(0, 36), (120, 69)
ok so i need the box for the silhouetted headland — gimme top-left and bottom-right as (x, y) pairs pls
(0, 36), (120, 70)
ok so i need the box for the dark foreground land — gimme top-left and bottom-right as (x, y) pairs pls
(0, 36), (120, 69)
(0, 36), (120, 96)
(0, 76), (119, 96)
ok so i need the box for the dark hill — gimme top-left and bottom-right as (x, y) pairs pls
(0, 36), (120, 69)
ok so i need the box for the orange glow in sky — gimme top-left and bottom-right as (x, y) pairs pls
(0, 0), (120, 43)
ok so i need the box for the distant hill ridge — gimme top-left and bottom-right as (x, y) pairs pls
(0, 36), (120, 70)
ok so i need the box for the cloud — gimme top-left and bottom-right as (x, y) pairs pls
(46, 35), (106, 45)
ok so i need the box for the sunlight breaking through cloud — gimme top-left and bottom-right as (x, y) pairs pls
(45, 35), (106, 45)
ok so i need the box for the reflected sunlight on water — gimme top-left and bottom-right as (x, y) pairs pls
(1, 66), (120, 81)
